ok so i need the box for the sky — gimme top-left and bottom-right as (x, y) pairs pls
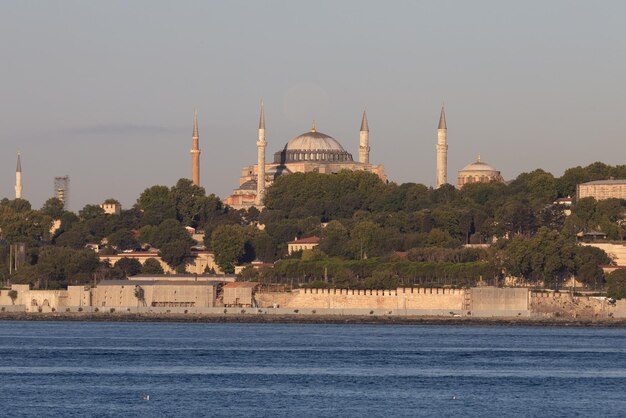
(1, 1), (625, 211)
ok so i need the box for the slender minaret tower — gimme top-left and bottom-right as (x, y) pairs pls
(15, 153), (22, 199)
(191, 109), (201, 186)
(436, 106), (448, 188)
(359, 110), (370, 164)
(256, 101), (267, 206)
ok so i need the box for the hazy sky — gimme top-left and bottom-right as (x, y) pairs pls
(1, 1), (625, 211)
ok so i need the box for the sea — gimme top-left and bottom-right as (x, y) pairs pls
(0, 321), (624, 417)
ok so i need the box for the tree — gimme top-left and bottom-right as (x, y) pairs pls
(7, 290), (18, 305)
(158, 241), (191, 269)
(211, 225), (246, 273)
(319, 221), (350, 257)
(140, 219), (193, 249)
(249, 231), (277, 263)
(108, 229), (139, 251)
(575, 246), (611, 289)
(136, 185), (176, 226)
(170, 178), (207, 226)
(0, 210), (53, 245)
(41, 197), (65, 219)
(503, 228), (577, 289)
(36, 247), (100, 289)
(134, 285), (146, 306)
(79, 204), (105, 221)
(351, 220), (380, 259)
(606, 269), (626, 299)
(142, 258), (165, 274)
(114, 258), (142, 277)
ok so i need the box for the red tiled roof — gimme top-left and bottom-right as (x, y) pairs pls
(287, 236), (320, 245)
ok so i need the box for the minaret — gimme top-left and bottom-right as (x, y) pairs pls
(256, 101), (267, 206)
(191, 109), (201, 186)
(359, 110), (370, 164)
(436, 106), (448, 188)
(15, 153), (22, 199)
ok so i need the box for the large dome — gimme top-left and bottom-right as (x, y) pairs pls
(460, 160), (498, 173)
(274, 127), (353, 164)
(457, 156), (504, 188)
(285, 129), (346, 152)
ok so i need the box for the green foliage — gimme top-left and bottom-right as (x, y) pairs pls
(606, 269), (626, 299)
(41, 198), (65, 219)
(247, 231), (277, 263)
(264, 170), (385, 220)
(1, 164), (625, 292)
(272, 258), (495, 289)
(139, 219), (194, 249)
(158, 241), (192, 268)
(134, 285), (145, 303)
(0, 200), (52, 245)
(211, 225), (246, 273)
(36, 246), (100, 289)
(136, 185), (177, 226)
(500, 228), (608, 289)
(319, 221), (350, 257)
(574, 246), (610, 287)
(79, 204), (105, 221)
(141, 258), (165, 274)
(114, 258), (142, 277)
(107, 229), (139, 251)
(7, 290), (18, 304)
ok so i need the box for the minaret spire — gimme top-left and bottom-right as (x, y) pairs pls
(15, 153), (23, 199)
(259, 100), (265, 130)
(360, 110), (369, 132)
(359, 110), (370, 164)
(436, 105), (448, 188)
(191, 109), (201, 186)
(256, 100), (267, 206)
(438, 105), (447, 129)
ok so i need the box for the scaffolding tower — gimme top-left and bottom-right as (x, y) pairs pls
(54, 176), (70, 209)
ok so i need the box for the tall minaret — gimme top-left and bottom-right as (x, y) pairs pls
(191, 109), (201, 186)
(256, 101), (266, 206)
(15, 153), (22, 199)
(436, 106), (448, 188)
(359, 110), (370, 164)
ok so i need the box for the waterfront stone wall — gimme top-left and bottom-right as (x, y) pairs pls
(471, 287), (528, 311)
(256, 287), (466, 310)
(530, 292), (626, 319)
(0, 285), (68, 312)
(92, 283), (216, 308)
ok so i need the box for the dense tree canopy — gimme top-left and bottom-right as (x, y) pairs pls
(1, 162), (625, 290)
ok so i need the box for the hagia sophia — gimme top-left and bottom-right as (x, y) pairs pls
(185, 103), (504, 210)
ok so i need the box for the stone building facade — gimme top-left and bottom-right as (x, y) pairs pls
(576, 179), (626, 201)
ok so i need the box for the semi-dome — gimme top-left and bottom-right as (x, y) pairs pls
(274, 126), (353, 164)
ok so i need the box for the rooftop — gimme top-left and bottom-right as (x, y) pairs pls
(98, 279), (221, 286)
(288, 236), (321, 244)
(223, 282), (259, 289)
(580, 179), (626, 186)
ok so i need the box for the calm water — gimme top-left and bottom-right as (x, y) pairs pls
(0, 321), (625, 417)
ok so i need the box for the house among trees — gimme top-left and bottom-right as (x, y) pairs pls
(287, 237), (320, 255)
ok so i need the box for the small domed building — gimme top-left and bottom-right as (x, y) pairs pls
(225, 106), (385, 209)
(457, 156), (504, 189)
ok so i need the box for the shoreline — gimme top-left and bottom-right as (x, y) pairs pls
(1, 312), (626, 327)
